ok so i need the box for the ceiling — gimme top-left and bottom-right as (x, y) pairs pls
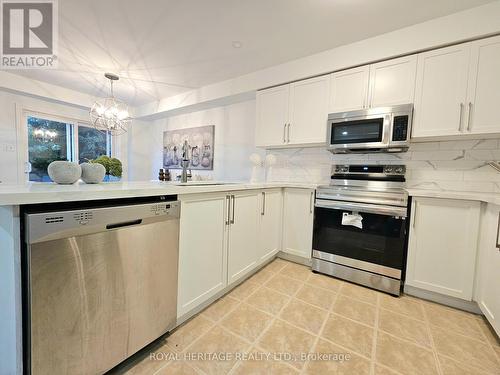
(12, 0), (494, 106)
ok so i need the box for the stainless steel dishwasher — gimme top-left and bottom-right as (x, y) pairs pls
(23, 196), (180, 375)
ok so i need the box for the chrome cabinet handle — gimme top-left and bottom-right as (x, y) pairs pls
(283, 124), (287, 143)
(287, 123), (291, 143)
(230, 195), (235, 224)
(412, 202), (417, 229)
(467, 102), (473, 132)
(458, 103), (464, 131)
(310, 191), (314, 214)
(261, 192), (266, 216)
(226, 195), (231, 225)
(496, 212), (500, 250)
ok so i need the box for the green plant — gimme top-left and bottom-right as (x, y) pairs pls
(91, 156), (122, 177)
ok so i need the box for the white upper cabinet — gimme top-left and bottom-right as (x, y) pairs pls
(329, 66), (370, 113)
(466, 35), (500, 135)
(288, 75), (330, 145)
(368, 55), (417, 107)
(412, 44), (471, 138)
(406, 197), (480, 300)
(255, 85), (290, 147)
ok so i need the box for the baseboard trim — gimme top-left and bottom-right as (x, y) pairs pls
(277, 251), (311, 266)
(404, 285), (482, 314)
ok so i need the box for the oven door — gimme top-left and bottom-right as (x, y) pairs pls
(312, 199), (407, 278)
(328, 114), (391, 152)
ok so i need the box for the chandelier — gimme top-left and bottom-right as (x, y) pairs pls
(90, 73), (130, 135)
(33, 128), (57, 142)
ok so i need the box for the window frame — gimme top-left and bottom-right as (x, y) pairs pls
(22, 110), (115, 182)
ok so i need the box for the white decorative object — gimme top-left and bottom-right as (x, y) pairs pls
(265, 154), (277, 181)
(80, 163), (106, 184)
(90, 73), (130, 135)
(249, 153), (262, 183)
(47, 161), (81, 184)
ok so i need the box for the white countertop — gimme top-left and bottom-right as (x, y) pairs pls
(0, 181), (317, 206)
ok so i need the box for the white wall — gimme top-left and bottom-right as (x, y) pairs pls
(128, 100), (263, 182)
(0, 89), (130, 185)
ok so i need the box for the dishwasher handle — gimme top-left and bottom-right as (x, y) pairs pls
(106, 219), (142, 230)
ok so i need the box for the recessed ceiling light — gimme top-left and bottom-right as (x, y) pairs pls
(232, 41), (242, 48)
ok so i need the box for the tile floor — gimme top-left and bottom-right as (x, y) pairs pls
(116, 259), (500, 375)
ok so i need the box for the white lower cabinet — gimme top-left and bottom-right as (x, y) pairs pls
(257, 189), (283, 263)
(475, 204), (500, 336)
(406, 197), (480, 300)
(282, 188), (314, 259)
(227, 191), (260, 285)
(177, 193), (228, 318)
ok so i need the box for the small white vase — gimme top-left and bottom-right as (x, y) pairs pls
(80, 163), (106, 184)
(47, 161), (81, 184)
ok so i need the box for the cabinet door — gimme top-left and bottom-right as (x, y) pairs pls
(368, 55), (417, 107)
(406, 197), (480, 300)
(412, 44), (470, 138)
(329, 66), (370, 113)
(476, 204), (500, 336)
(466, 36), (500, 135)
(282, 188), (314, 259)
(227, 191), (260, 285)
(177, 194), (228, 317)
(255, 85), (289, 147)
(258, 189), (283, 264)
(288, 75), (330, 145)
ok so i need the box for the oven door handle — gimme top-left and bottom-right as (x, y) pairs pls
(315, 199), (407, 217)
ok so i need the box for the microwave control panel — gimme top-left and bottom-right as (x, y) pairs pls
(392, 115), (409, 142)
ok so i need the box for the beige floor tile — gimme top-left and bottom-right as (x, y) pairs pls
(332, 295), (377, 327)
(156, 360), (201, 375)
(231, 355), (298, 374)
(201, 296), (240, 322)
(340, 282), (378, 305)
(438, 355), (491, 375)
(374, 363), (401, 375)
(476, 316), (500, 348)
(229, 281), (260, 301)
(376, 332), (439, 375)
(378, 309), (431, 347)
(264, 274), (303, 296)
(423, 302), (485, 341)
(121, 341), (174, 374)
(279, 298), (328, 335)
(303, 338), (371, 375)
(220, 303), (273, 342)
(263, 258), (289, 273)
(295, 283), (336, 311)
(248, 267), (275, 284)
(246, 286), (290, 315)
(430, 326), (500, 374)
(379, 294), (425, 321)
(306, 272), (343, 292)
(167, 315), (213, 352)
(187, 325), (250, 375)
(257, 320), (316, 370)
(279, 262), (312, 281)
(321, 314), (373, 358)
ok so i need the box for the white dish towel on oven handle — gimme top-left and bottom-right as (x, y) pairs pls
(342, 212), (363, 229)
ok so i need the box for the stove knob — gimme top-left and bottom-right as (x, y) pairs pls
(395, 166), (405, 174)
(334, 166), (341, 173)
(385, 166), (393, 174)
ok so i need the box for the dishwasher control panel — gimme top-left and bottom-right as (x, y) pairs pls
(150, 203), (172, 215)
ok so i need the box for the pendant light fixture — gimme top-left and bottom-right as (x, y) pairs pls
(90, 73), (130, 135)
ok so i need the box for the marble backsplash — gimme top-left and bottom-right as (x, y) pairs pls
(265, 139), (500, 193)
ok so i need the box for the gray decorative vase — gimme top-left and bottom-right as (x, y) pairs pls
(47, 161), (81, 184)
(80, 162), (106, 184)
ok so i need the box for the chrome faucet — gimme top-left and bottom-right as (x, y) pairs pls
(180, 140), (191, 183)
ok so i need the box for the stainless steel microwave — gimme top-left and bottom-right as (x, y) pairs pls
(327, 104), (413, 153)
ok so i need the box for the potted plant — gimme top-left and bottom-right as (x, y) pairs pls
(91, 156), (123, 182)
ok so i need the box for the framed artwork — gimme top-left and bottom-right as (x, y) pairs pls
(163, 125), (215, 170)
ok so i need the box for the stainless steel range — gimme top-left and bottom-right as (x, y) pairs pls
(312, 164), (409, 295)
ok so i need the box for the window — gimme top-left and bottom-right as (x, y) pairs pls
(27, 115), (112, 182)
